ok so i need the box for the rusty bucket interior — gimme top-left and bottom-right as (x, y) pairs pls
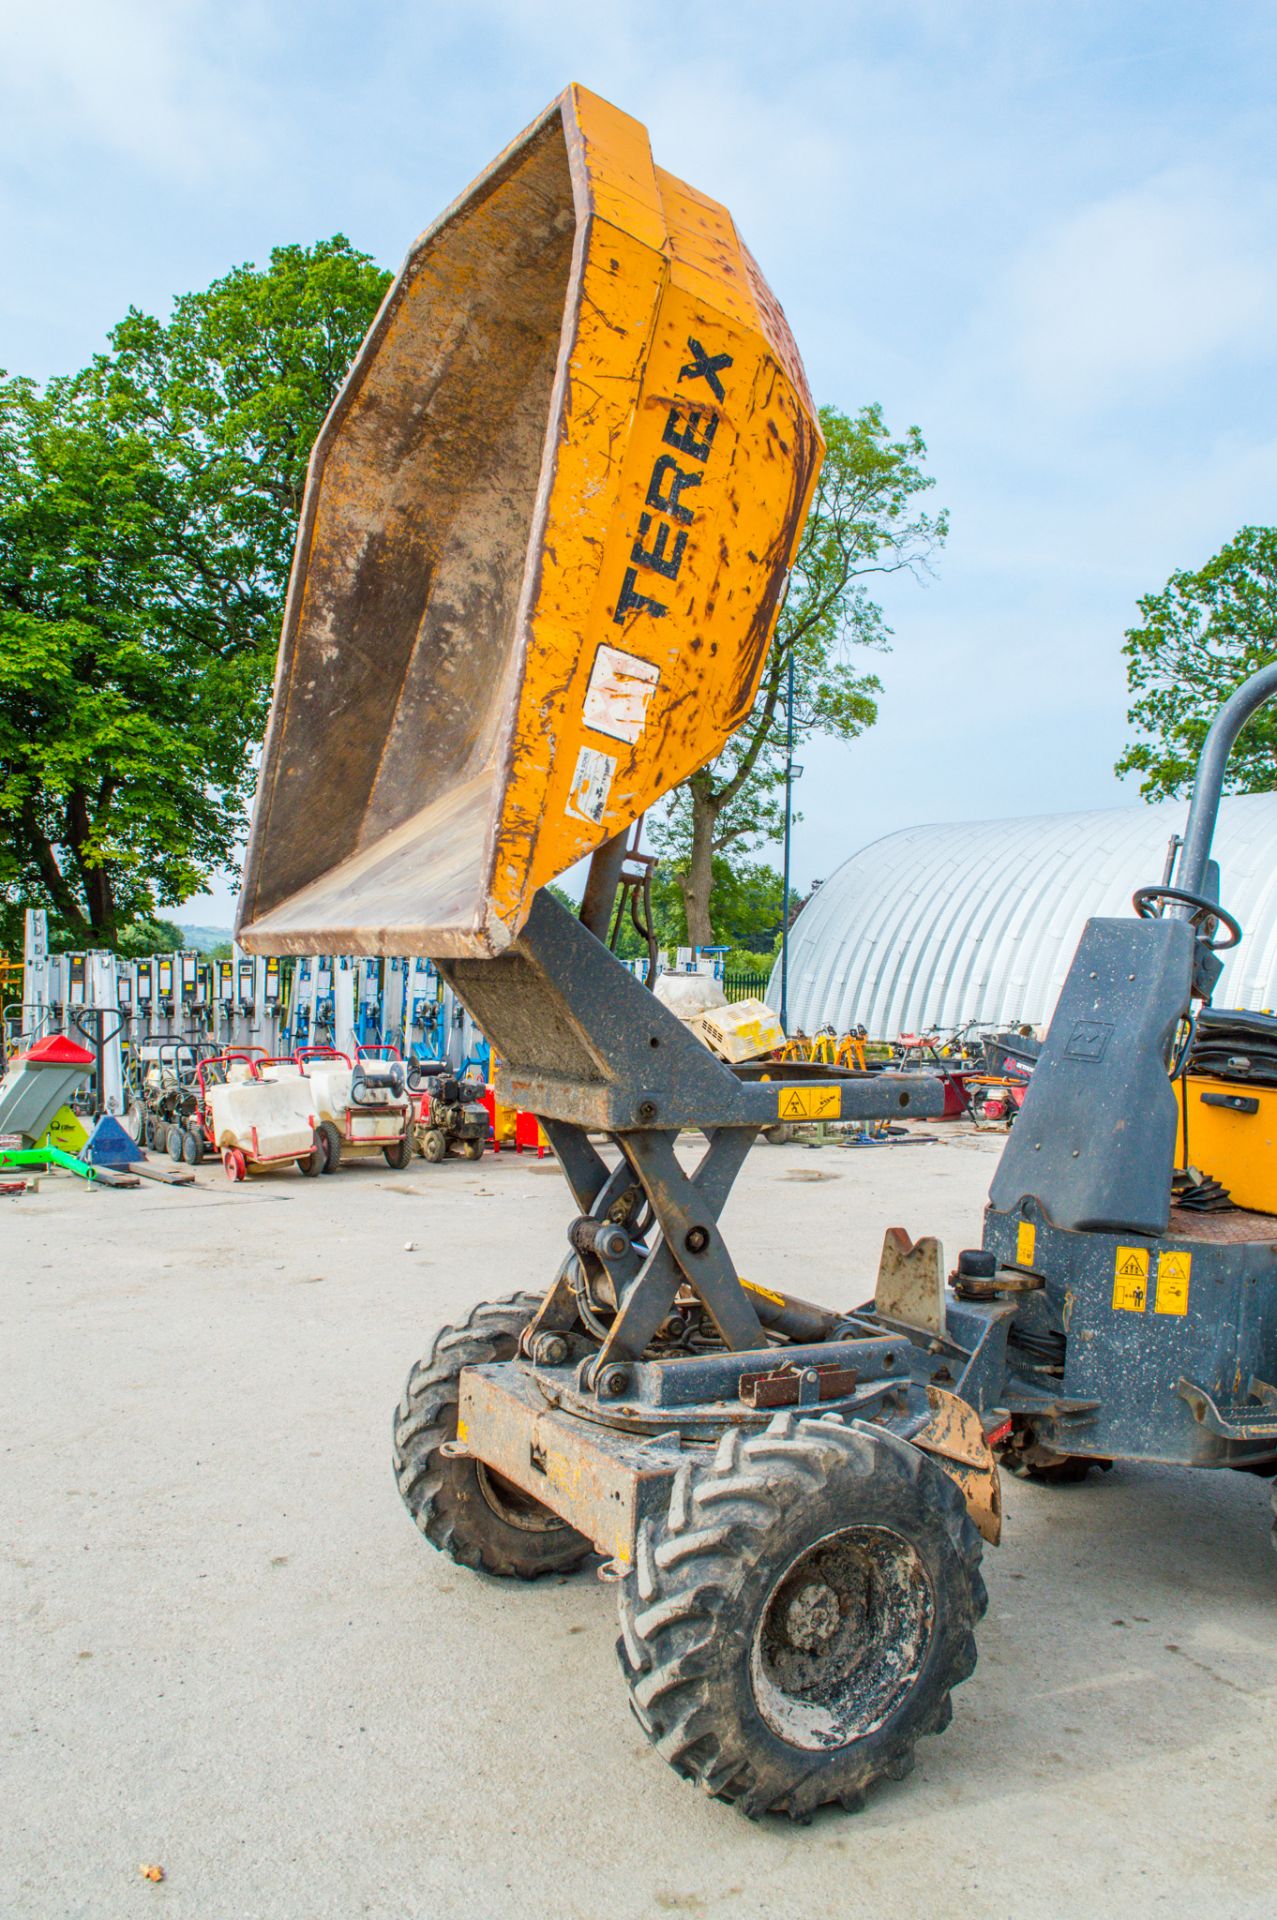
(236, 84), (822, 960)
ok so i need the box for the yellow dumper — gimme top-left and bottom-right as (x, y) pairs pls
(239, 87), (980, 1821)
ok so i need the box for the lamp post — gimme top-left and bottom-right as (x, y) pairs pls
(779, 652), (799, 1035)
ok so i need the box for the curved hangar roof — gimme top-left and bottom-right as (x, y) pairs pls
(778, 792), (1277, 1039)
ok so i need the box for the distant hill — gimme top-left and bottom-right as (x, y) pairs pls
(175, 924), (234, 953)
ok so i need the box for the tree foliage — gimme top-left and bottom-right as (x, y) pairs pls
(1116, 525), (1277, 799)
(609, 857), (785, 962)
(649, 403), (947, 946)
(114, 916), (186, 958)
(0, 238), (390, 952)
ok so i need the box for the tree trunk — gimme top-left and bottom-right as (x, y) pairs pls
(18, 802), (93, 946)
(68, 788), (117, 943)
(679, 781), (718, 948)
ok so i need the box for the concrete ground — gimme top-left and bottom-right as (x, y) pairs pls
(4, 1128), (1276, 1920)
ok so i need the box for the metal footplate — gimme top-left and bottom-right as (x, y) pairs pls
(1178, 1375), (1277, 1440)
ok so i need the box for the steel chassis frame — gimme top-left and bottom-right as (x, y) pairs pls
(437, 889), (1013, 1560)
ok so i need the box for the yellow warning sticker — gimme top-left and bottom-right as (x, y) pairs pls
(777, 1084), (841, 1121)
(741, 1279), (787, 1307)
(1155, 1249), (1192, 1316)
(1112, 1246), (1150, 1313)
(1016, 1220), (1037, 1268)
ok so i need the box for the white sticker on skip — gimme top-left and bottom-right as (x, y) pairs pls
(566, 746), (616, 825)
(582, 644), (660, 744)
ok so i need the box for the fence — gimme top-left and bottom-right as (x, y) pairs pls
(721, 971), (771, 1004)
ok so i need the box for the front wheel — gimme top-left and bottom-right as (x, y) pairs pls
(317, 1120), (342, 1175)
(460, 1137), (486, 1161)
(297, 1132), (325, 1177)
(393, 1295), (592, 1579)
(181, 1128), (203, 1165)
(419, 1127), (448, 1164)
(616, 1413), (986, 1821)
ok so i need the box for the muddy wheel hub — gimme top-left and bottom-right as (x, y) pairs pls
(783, 1579), (843, 1653)
(751, 1525), (935, 1750)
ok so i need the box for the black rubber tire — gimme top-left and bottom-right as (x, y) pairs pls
(420, 1128), (448, 1164)
(181, 1128), (202, 1165)
(615, 1412), (986, 1821)
(461, 1137), (486, 1161)
(317, 1120), (342, 1175)
(166, 1124), (184, 1162)
(144, 1117), (157, 1151)
(296, 1132), (324, 1177)
(383, 1133), (413, 1171)
(393, 1295), (592, 1579)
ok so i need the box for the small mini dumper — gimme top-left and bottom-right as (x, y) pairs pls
(237, 87), (1277, 1819)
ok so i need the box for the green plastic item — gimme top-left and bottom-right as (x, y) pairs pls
(0, 1144), (97, 1181)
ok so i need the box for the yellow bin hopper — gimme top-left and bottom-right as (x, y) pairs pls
(236, 84), (822, 959)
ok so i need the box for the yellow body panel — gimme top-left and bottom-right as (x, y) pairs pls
(1177, 1074), (1277, 1214)
(236, 84), (822, 959)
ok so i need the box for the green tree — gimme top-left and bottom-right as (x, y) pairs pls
(1116, 526), (1277, 798)
(591, 856), (784, 964)
(649, 404), (947, 947)
(0, 237), (390, 952)
(115, 916), (186, 958)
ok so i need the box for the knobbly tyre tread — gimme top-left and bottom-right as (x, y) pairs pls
(615, 1411), (987, 1821)
(317, 1120), (342, 1174)
(393, 1293), (592, 1579)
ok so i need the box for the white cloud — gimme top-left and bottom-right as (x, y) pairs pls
(1006, 171), (1277, 409)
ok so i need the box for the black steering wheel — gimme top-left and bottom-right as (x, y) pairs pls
(1132, 885), (1242, 951)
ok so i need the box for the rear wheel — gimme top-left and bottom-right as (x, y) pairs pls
(383, 1133), (413, 1170)
(393, 1294), (592, 1579)
(461, 1137), (486, 1161)
(167, 1124), (185, 1162)
(317, 1120), (342, 1175)
(223, 1147), (246, 1183)
(181, 1128), (202, 1165)
(616, 1414), (986, 1820)
(419, 1127), (448, 1164)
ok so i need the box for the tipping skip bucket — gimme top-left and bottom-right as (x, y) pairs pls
(236, 84), (822, 960)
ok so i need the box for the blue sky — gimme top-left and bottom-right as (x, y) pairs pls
(3, 1), (1274, 921)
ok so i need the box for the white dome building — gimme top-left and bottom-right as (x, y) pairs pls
(776, 793), (1277, 1040)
